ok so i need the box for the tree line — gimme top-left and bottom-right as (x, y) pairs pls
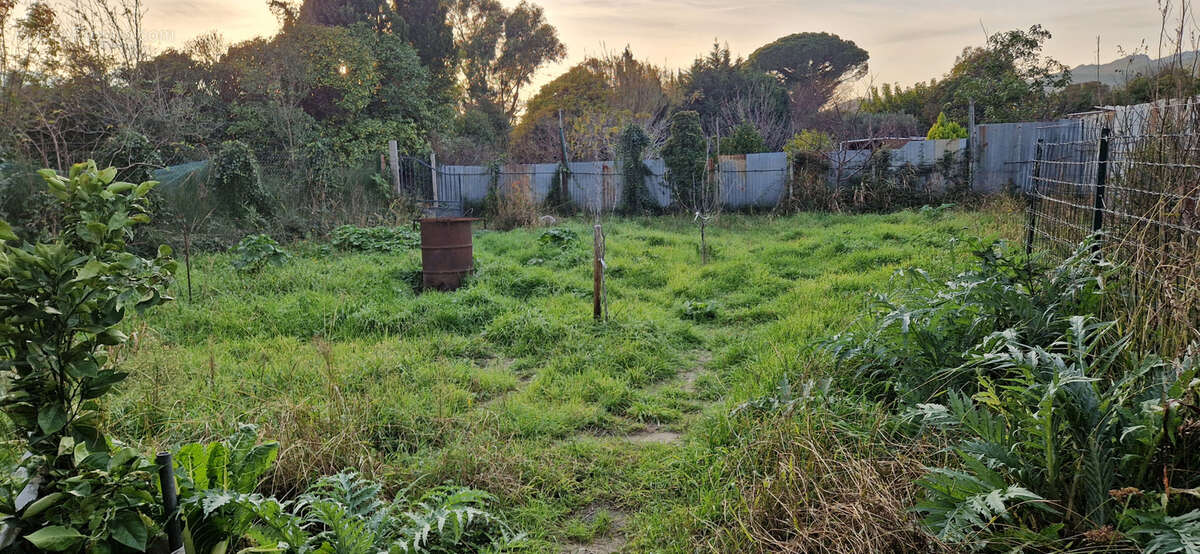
(2, 0), (1195, 238)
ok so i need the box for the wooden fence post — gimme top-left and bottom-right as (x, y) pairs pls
(388, 140), (401, 196)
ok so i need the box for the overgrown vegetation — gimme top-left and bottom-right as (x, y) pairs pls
(100, 204), (1021, 551)
(331, 225), (420, 253)
(825, 239), (1200, 551)
(617, 124), (655, 215)
(230, 234), (291, 272)
(0, 162), (523, 553)
(0, 161), (176, 553)
(174, 427), (522, 553)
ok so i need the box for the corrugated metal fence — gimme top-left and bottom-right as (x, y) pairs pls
(418, 101), (1178, 216)
(440, 153), (788, 213)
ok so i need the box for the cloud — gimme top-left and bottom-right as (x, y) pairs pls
(143, 0), (276, 47)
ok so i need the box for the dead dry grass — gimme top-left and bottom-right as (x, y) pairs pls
(706, 409), (953, 554)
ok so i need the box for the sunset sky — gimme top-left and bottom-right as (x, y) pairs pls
(142, 0), (1178, 93)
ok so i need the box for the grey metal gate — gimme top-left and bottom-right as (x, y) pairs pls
(394, 155), (463, 217)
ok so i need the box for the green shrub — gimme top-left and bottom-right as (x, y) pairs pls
(662, 110), (708, 211)
(331, 225), (419, 253)
(911, 318), (1200, 551)
(784, 129), (834, 154)
(926, 112), (968, 140)
(0, 160), (177, 552)
(173, 425), (282, 553)
(824, 239), (1109, 402)
(827, 235), (1200, 551)
(719, 121), (766, 155)
(99, 128), (163, 183)
(617, 124), (655, 215)
(172, 439), (523, 553)
(680, 300), (718, 322)
(210, 140), (273, 220)
(537, 226), (578, 249)
(229, 234), (291, 272)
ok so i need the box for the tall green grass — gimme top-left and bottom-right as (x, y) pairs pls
(114, 207), (1018, 551)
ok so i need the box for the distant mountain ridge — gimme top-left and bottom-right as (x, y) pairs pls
(1068, 51), (1200, 87)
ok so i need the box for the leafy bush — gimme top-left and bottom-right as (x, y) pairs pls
(99, 128), (163, 183)
(230, 234), (291, 272)
(926, 112), (968, 140)
(266, 473), (524, 553)
(331, 225), (419, 253)
(173, 425), (281, 553)
(617, 123), (656, 215)
(537, 227), (578, 249)
(824, 240), (1109, 402)
(784, 129), (834, 154)
(169, 426), (524, 553)
(719, 121), (766, 155)
(918, 203), (956, 219)
(911, 319), (1200, 551)
(0, 160), (176, 552)
(828, 236), (1200, 551)
(680, 300), (719, 321)
(662, 110), (708, 211)
(210, 140), (273, 220)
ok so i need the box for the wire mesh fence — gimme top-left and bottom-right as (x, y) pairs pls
(1025, 102), (1200, 353)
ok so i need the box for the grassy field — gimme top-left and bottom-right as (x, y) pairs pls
(113, 206), (1019, 552)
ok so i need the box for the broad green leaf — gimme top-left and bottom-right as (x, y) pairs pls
(21, 493), (64, 519)
(65, 359), (99, 379)
(175, 443), (209, 489)
(97, 167), (118, 184)
(133, 181), (157, 198)
(105, 182), (133, 194)
(74, 260), (106, 281)
(109, 510), (148, 550)
(0, 220), (15, 242)
(24, 525), (85, 551)
(207, 442), (230, 490)
(234, 443), (279, 492)
(97, 329), (128, 346)
(56, 436), (75, 456)
(81, 222), (108, 243)
(37, 404), (67, 435)
(73, 441), (91, 467)
(0, 519), (21, 550)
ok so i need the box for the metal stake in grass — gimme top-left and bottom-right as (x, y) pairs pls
(156, 452), (183, 553)
(593, 223), (604, 320)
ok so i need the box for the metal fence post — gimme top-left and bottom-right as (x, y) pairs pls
(1025, 139), (1044, 256)
(1092, 128), (1111, 254)
(156, 452), (183, 553)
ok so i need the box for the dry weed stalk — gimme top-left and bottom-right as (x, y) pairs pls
(710, 410), (953, 553)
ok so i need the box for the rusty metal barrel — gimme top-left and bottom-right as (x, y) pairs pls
(420, 217), (479, 291)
